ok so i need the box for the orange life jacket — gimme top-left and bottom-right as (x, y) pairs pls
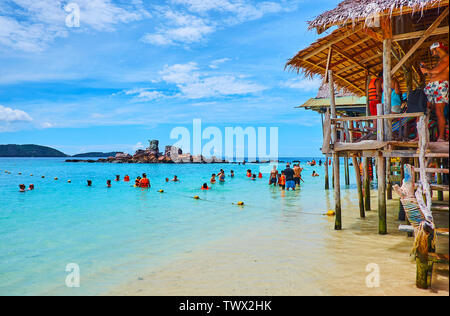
(139, 178), (150, 188)
(368, 78), (381, 101)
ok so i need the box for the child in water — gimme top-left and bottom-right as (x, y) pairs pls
(210, 174), (216, 184)
(252, 174), (257, 180)
(230, 170), (234, 177)
(107, 180), (112, 187)
(172, 175), (180, 182)
(19, 184), (26, 192)
(29, 184), (34, 190)
(279, 172), (286, 190)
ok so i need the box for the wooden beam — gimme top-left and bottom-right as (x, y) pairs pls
(329, 70), (342, 231)
(336, 52), (382, 75)
(364, 157), (371, 212)
(331, 112), (423, 122)
(393, 26), (449, 41)
(391, 7), (449, 75)
(377, 152), (387, 235)
(383, 35), (393, 140)
(304, 27), (362, 60)
(352, 156), (365, 218)
(300, 59), (365, 94)
(323, 47), (333, 83)
(333, 45), (377, 77)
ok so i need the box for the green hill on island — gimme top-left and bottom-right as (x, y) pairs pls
(72, 152), (119, 158)
(0, 144), (68, 157)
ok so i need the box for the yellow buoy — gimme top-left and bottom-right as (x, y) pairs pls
(193, 196), (200, 200)
(326, 210), (335, 216)
(237, 201), (244, 206)
(68, 180), (71, 183)
(54, 177), (58, 180)
(159, 189), (164, 193)
(30, 174), (33, 176)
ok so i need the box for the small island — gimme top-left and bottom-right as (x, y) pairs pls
(65, 140), (226, 164)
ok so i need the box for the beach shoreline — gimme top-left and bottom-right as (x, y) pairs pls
(107, 192), (449, 296)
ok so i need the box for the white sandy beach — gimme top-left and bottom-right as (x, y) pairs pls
(108, 192), (449, 296)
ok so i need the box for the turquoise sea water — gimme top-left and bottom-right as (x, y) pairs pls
(0, 157), (359, 295)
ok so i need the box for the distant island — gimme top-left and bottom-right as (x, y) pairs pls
(72, 152), (119, 158)
(0, 144), (67, 157)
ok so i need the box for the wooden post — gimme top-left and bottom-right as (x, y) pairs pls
(365, 72), (370, 116)
(352, 156), (365, 218)
(437, 159), (443, 201)
(329, 70), (341, 230)
(325, 156), (330, 190)
(377, 103), (384, 141)
(382, 17), (393, 141)
(345, 157), (350, 186)
(364, 157), (371, 212)
(377, 152), (387, 235)
(387, 158), (393, 200)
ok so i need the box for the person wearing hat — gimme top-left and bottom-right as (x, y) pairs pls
(420, 42), (449, 142)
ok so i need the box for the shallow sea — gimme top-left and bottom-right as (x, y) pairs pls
(0, 157), (363, 295)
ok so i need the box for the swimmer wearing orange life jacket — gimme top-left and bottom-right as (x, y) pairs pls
(139, 173), (150, 188)
(201, 183), (210, 190)
(124, 175), (130, 182)
(258, 172), (263, 178)
(246, 169), (252, 177)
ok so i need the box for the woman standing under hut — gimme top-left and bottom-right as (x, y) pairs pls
(420, 42), (449, 142)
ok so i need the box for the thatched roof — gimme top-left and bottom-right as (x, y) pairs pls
(309, 0), (448, 32)
(287, 4), (449, 96)
(316, 83), (354, 98)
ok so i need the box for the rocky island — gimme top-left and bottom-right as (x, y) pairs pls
(65, 140), (226, 164)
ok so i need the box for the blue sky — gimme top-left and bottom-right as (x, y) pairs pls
(0, 0), (340, 157)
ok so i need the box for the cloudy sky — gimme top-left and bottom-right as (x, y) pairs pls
(0, 0), (340, 156)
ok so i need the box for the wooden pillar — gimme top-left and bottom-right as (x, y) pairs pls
(364, 157), (371, 212)
(377, 152), (387, 235)
(344, 157), (350, 186)
(329, 70), (341, 230)
(352, 156), (365, 218)
(382, 18), (393, 141)
(365, 72), (371, 116)
(437, 159), (443, 201)
(387, 158), (393, 200)
(333, 153), (342, 230)
(325, 156), (330, 190)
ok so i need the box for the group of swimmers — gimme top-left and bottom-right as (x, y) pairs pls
(268, 162), (320, 190)
(18, 184), (34, 192)
(15, 161), (322, 192)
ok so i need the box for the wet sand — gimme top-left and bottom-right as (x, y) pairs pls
(108, 191), (449, 296)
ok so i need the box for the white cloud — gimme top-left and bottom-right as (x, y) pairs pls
(209, 58), (231, 69)
(283, 77), (322, 92)
(124, 88), (166, 102)
(143, 1), (292, 47)
(159, 62), (266, 99)
(0, 0), (150, 52)
(142, 9), (215, 46)
(0, 105), (33, 122)
(124, 61), (266, 101)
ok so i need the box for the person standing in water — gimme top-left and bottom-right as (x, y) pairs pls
(283, 163), (296, 191)
(269, 165), (278, 186)
(139, 173), (150, 188)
